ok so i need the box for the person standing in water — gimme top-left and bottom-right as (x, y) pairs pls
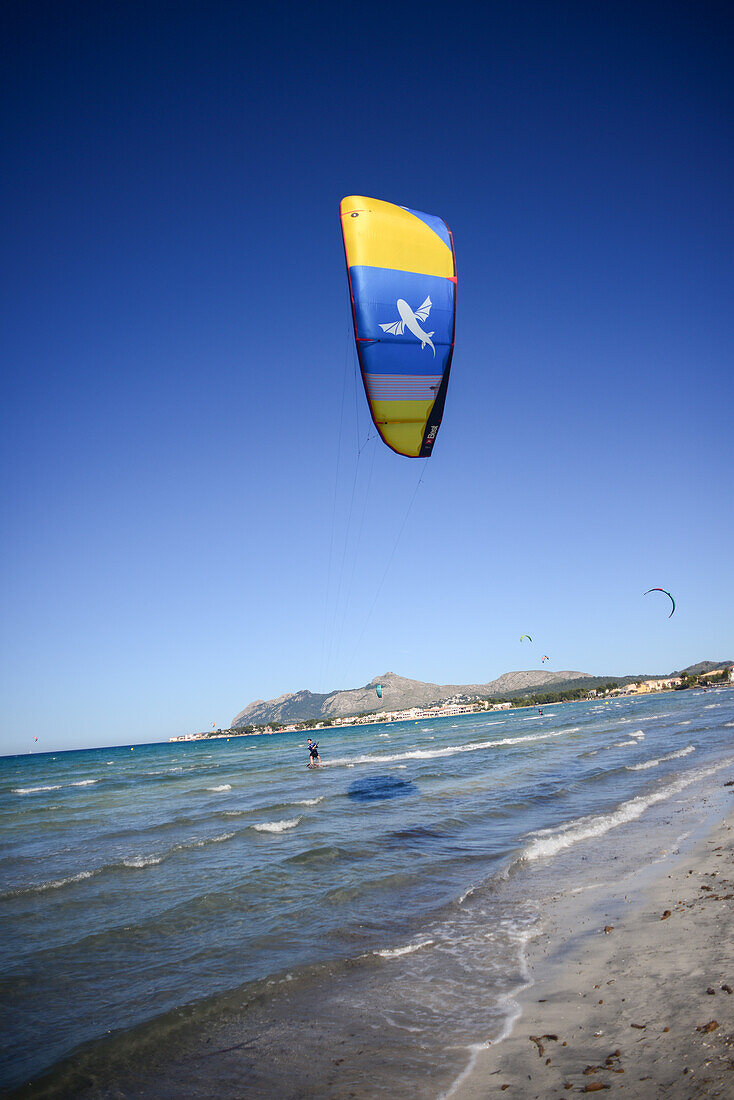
(307, 739), (321, 767)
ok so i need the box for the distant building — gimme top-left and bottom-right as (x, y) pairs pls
(615, 677), (683, 696)
(697, 666), (733, 684)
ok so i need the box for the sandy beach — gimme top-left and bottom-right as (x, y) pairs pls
(451, 799), (734, 1099)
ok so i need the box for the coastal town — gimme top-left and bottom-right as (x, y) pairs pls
(169, 665), (733, 742)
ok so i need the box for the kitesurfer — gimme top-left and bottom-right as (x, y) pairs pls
(307, 739), (321, 767)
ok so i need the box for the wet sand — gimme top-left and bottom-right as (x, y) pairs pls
(451, 802), (734, 1099)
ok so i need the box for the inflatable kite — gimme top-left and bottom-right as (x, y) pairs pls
(644, 588), (676, 617)
(340, 196), (456, 457)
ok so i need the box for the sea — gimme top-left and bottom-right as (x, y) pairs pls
(1, 687), (733, 1097)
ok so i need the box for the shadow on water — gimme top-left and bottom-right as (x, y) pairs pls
(347, 775), (417, 802)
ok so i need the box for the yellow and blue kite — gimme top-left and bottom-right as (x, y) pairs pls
(340, 196), (456, 458)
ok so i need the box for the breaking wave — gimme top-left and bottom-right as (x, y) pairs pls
(626, 746), (695, 771)
(521, 759), (731, 864)
(0, 832), (238, 899)
(325, 729), (569, 768)
(12, 778), (99, 794)
(374, 938), (434, 959)
(12, 785), (62, 794)
(252, 818), (301, 833)
(1, 869), (98, 898)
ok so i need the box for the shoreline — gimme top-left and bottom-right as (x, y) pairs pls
(449, 793), (734, 1098)
(20, 785), (734, 1099)
(7, 698), (733, 1099)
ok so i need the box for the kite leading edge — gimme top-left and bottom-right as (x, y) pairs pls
(644, 588), (676, 617)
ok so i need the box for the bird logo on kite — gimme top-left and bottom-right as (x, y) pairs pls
(380, 296), (436, 355)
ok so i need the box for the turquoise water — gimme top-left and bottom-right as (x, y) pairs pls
(1, 688), (733, 1095)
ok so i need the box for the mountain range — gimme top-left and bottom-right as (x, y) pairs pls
(232, 668), (593, 727)
(230, 661), (731, 728)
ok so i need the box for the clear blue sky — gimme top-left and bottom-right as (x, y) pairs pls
(2, 1), (732, 755)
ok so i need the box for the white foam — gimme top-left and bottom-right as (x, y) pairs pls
(117, 832), (235, 867)
(252, 818), (300, 833)
(43, 870), (96, 890)
(3, 869), (97, 898)
(439, 1040), (492, 1099)
(206, 784), (232, 792)
(13, 778), (100, 794)
(185, 832), (235, 847)
(375, 938), (434, 959)
(626, 746), (695, 771)
(438, 923), (538, 1099)
(292, 797), (323, 806)
(12, 785), (62, 794)
(123, 855), (163, 868)
(612, 731), (644, 747)
(325, 729), (567, 768)
(522, 759), (732, 864)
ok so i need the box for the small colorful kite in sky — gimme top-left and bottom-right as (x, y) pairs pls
(644, 588), (675, 617)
